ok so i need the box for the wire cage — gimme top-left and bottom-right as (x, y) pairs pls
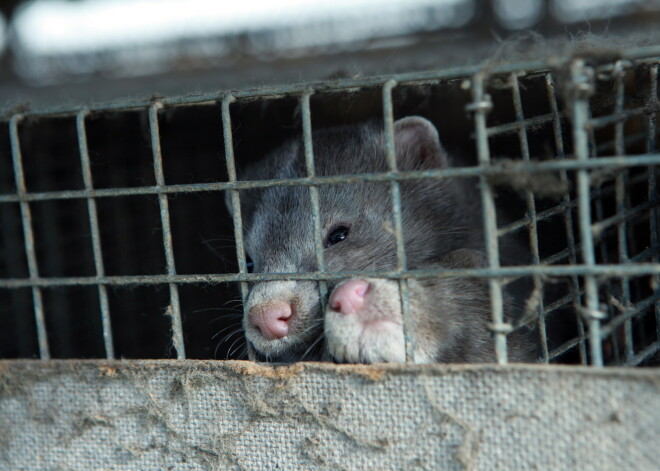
(0, 34), (660, 471)
(0, 46), (658, 368)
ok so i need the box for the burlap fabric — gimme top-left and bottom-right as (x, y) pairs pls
(1, 361), (658, 470)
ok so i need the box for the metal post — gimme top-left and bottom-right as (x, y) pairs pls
(76, 110), (115, 359)
(8, 116), (50, 359)
(570, 59), (605, 367)
(545, 73), (587, 363)
(382, 79), (415, 363)
(647, 65), (660, 360)
(300, 92), (329, 316)
(510, 72), (547, 362)
(148, 103), (186, 359)
(470, 72), (510, 364)
(221, 94), (252, 359)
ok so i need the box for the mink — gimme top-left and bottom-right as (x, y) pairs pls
(227, 116), (535, 363)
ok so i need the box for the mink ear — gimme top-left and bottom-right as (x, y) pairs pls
(393, 116), (448, 169)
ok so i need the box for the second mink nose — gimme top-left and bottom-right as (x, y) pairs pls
(249, 301), (293, 339)
(330, 279), (370, 315)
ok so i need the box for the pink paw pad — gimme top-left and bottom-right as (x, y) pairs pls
(330, 279), (370, 315)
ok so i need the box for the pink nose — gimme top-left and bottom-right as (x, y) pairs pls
(330, 279), (370, 315)
(249, 300), (293, 340)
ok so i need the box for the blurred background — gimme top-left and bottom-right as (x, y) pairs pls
(1, 0), (660, 109)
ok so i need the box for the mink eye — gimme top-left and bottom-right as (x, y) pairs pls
(325, 225), (350, 248)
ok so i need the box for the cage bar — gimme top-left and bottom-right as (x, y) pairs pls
(300, 92), (329, 323)
(0, 56), (659, 367)
(587, 103), (660, 130)
(602, 292), (660, 338)
(1, 262), (659, 290)
(571, 59), (605, 367)
(545, 73), (587, 363)
(596, 131), (648, 154)
(592, 199), (660, 236)
(498, 201), (575, 237)
(5, 42), (660, 120)
(510, 72), (548, 362)
(607, 61), (645, 364)
(648, 64), (660, 357)
(8, 116), (50, 359)
(221, 94), (252, 360)
(543, 290), (585, 317)
(549, 333), (589, 358)
(469, 72), (510, 364)
(588, 112), (616, 363)
(632, 245), (660, 262)
(382, 79), (415, 363)
(496, 171), (651, 238)
(485, 111), (558, 137)
(148, 103), (186, 359)
(624, 343), (660, 366)
(76, 110), (115, 359)
(0, 154), (658, 206)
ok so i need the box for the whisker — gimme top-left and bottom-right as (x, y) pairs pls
(297, 317), (325, 337)
(226, 335), (246, 359)
(205, 244), (238, 251)
(202, 236), (237, 243)
(194, 307), (241, 315)
(223, 298), (244, 308)
(237, 344), (249, 360)
(209, 315), (243, 326)
(202, 240), (230, 260)
(300, 334), (325, 361)
(223, 303), (244, 311)
(214, 326), (244, 342)
(229, 338), (247, 359)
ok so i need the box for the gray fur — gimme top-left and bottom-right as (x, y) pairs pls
(229, 116), (534, 363)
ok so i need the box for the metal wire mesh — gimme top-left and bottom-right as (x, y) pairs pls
(0, 46), (659, 365)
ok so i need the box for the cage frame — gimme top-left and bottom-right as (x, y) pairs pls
(1, 44), (659, 365)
